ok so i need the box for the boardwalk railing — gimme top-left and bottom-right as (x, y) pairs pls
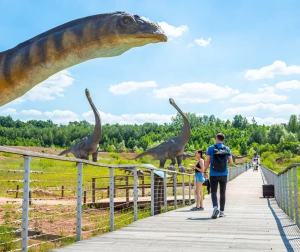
(0, 146), (247, 251)
(261, 164), (300, 229)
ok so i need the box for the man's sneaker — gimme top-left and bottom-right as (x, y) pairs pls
(211, 208), (219, 219)
(219, 211), (225, 217)
(190, 206), (200, 211)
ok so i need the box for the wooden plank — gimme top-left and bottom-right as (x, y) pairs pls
(51, 168), (300, 251)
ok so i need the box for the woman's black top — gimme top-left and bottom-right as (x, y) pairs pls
(195, 161), (201, 173)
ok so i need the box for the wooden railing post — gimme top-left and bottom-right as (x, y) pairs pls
(164, 171), (167, 212)
(92, 178), (96, 203)
(173, 173), (177, 209)
(126, 176), (129, 203)
(133, 167), (138, 221)
(142, 176), (145, 197)
(61, 185), (64, 198)
(16, 185), (19, 198)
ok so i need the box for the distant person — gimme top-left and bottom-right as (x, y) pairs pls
(190, 150), (205, 211)
(204, 133), (233, 218)
(245, 162), (248, 171)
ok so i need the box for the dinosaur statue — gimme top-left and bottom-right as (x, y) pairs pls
(58, 88), (101, 162)
(133, 98), (191, 171)
(232, 154), (249, 163)
(0, 11), (167, 106)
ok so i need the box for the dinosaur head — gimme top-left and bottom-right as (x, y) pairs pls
(94, 11), (167, 55)
(85, 88), (90, 99)
(169, 98), (175, 106)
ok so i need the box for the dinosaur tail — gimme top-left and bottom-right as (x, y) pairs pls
(130, 149), (152, 160)
(58, 148), (72, 156)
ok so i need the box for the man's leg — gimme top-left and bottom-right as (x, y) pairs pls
(218, 176), (227, 212)
(210, 176), (218, 208)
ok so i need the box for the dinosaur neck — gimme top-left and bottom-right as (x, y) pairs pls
(172, 103), (190, 143)
(86, 94), (101, 142)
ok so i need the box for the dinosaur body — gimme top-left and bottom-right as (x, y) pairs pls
(59, 89), (101, 161)
(133, 98), (191, 170)
(0, 11), (167, 106)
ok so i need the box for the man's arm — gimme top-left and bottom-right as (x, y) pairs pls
(228, 155), (233, 165)
(204, 156), (210, 172)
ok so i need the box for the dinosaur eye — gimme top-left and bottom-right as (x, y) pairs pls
(122, 16), (133, 26)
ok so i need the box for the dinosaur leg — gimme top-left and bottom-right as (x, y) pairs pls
(159, 158), (166, 168)
(92, 149), (98, 162)
(177, 155), (186, 173)
(167, 157), (176, 171)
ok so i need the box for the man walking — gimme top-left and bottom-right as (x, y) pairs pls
(204, 133), (233, 219)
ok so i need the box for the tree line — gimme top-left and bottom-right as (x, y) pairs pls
(0, 114), (299, 157)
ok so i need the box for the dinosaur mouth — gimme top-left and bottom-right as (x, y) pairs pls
(136, 33), (167, 42)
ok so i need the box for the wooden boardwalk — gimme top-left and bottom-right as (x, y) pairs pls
(51, 168), (300, 252)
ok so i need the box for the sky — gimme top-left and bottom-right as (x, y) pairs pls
(1, 0), (300, 126)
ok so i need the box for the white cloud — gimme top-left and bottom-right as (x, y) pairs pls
(109, 81), (157, 95)
(1, 108), (17, 115)
(157, 22), (188, 38)
(194, 38), (211, 47)
(153, 82), (239, 103)
(223, 103), (300, 117)
(25, 70), (75, 101)
(275, 80), (300, 90)
(231, 86), (287, 103)
(186, 43), (194, 48)
(82, 110), (174, 125)
(244, 60), (300, 80)
(246, 116), (288, 125)
(44, 110), (80, 124)
(20, 110), (43, 116)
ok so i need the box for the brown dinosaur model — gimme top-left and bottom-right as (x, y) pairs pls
(58, 88), (101, 161)
(133, 98), (191, 170)
(0, 11), (167, 106)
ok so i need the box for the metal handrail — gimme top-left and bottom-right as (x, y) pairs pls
(261, 164), (299, 229)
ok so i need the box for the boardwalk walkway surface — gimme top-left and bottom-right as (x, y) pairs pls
(51, 168), (300, 252)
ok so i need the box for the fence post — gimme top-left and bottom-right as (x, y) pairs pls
(151, 169), (154, 216)
(16, 184), (19, 198)
(188, 175), (191, 205)
(293, 167), (299, 228)
(174, 173), (177, 209)
(126, 176), (129, 203)
(83, 191), (86, 204)
(284, 172), (288, 213)
(142, 176), (145, 197)
(109, 167), (114, 232)
(21, 156), (31, 252)
(164, 171), (167, 212)
(182, 174), (185, 207)
(288, 169), (293, 219)
(194, 174), (196, 204)
(133, 167), (138, 221)
(92, 178), (96, 203)
(61, 185), (64, 198)
(76, 162), (83, 242)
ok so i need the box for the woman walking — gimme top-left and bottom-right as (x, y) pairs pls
(190, 150), (205, 211)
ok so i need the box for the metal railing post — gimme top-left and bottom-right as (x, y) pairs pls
(288, 169), (293, 219)
(182, 174), (185, 207)
(151, 169), (154, 216)
(194, 174), (196, 203)
(164, 171), (167, 212)
(284, 172), (288, 213)
(188, 175), (191, 205)
(21, 156), (31, 252)
(109, 167), (114, 232)
(174, 173), (177, 209)
(279, 175), (283, 209)
(76, 162), (83, 242)
(293, 167), (299, 227)
(133, 167), (138, 221)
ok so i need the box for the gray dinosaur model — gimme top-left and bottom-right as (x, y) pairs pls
(133, 98), (190, 171)
(0, 11), (167, 106)
(59, 89), (101, 162)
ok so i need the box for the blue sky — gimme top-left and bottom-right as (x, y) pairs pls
(1, 0), (300, 125)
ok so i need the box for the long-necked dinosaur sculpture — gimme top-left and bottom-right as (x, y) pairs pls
(133, 98), (191, 170)
(58, 88), (101, 161)
(0, 11), (167, 106)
